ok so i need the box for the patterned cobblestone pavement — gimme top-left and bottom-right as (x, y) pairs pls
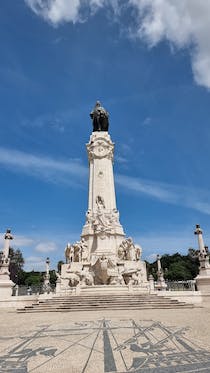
(0, 307), (210, 372)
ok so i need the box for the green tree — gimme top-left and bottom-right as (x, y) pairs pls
(166, 262), (191, 280)
(57, 260), (64, 274)
(24, 271), (43, 286)
(9, 248), (25, 284)
(147, 252), (199, 281)
(49, 270), (57, 286)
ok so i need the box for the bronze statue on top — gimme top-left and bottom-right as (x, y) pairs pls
(90, 101), (109, 132)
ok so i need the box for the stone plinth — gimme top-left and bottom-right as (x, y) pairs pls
(0, 261), (14, 298)
(196, 277), (210, 292)
(0, 230), (15, 299)
(195, 270), (210, 292)
(0, 278), (15, 299)
(194, 224), (210, 292)
(155, 254), (167, 291)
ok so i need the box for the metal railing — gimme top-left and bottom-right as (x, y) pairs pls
(12, 284), (56, 296)
(165, 280), (196, 291)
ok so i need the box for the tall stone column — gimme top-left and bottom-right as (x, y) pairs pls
(3, 229), (13, 258)
(194, 224), (206, 258)
(155, 255), (167, 291)
(43, 257), (51, 293)
(0, 229), (15, 299)
(81, 131), (125, 261)
(194, 224), (210, 292)
(60, 102), (148, 290)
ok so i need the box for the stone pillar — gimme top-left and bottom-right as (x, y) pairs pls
(194, 224), (210, 292)
(155, 255), (167, 291)
(43, 257), (51, 293)
(0, 229), (15, 299)
(3, 229), (13, 258)
(157, 255), (161, 273)
(45, 257), (50, 279)
(55, 275), (61, 295)
(194, 224), (206, 256)
(149, 274), (155, 292)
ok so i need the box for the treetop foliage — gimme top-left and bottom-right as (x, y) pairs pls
(147, 251), (200, 281)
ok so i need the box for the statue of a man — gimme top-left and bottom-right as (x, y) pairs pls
(90, 101), (109, 132)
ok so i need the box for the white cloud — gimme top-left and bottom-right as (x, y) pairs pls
(25, 0), (81, 24)
(25, 255), (43, 262)
(146, 253), (158, 262)
(129, 0), (210, 89)
(0, 147), (87, 187)
(24, 256), (46, 271)
(22, 112), (67, 132)
(25, 0), (210, 89)
(13, 236), (35, 247)
(116, 174), (210, 216)
(25, 0), (110, 24)
(115, 155), (128, 164)
(134, 227), (210, 259)
(1, 147), (210, 216)
(35, 241), (58, 253)
(142, 117), (151, 126)
(0, 232), (35, 250)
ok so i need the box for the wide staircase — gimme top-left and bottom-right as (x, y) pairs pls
(17, 293), (196, 313)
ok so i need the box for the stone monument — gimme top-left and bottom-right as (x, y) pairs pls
(194, 224), (210, 292)
(43, 257), (51, 293)
(57, 102), (148, 294)
(155, 254), (167, 291)
(0, 229), (15, 298)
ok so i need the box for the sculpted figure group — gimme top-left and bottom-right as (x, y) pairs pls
(118, 238), (142, 261)
(67, 268), (94, 288)
(63, 234), (143, 288)
(85, 196), (120, 236)
(65, 238), (89, 264)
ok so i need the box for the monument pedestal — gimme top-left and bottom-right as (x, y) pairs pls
(155, 255), (167, 291)
(0, 260), (15, 299)
(196, 274), (210, 292)
(194, 224), (210, 292)
(195, 266), (210, 292)
(0, 229), (15, 299)
(0, 278), (15, 299)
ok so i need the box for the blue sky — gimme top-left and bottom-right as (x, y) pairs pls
(1, 0), (210, 271)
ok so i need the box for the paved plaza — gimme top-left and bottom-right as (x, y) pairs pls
(1, 305), (210, 372)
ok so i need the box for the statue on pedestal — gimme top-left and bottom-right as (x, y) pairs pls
(0, 229), (15, 298)
(155, 255), (167, 291)
(56, 103), (148, 293)
(90, 101), (109, 132)
(194, 224), (210, 269)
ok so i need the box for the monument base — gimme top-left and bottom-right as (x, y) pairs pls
(195, 266), (210, 292)
(196, 274), (210, 292)
(0, 278), (15, 299)
(57, 257), (149, 295)
(55, 283), (149, 296)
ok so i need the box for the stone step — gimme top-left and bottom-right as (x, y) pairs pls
(36, 299), (184, 306)
(78, 286), (149, 295)
(18, 305), (194, 313)
(19, 302), (192, 308)
(39, 295), (180, 301)
(37, 297), (180, 303)
(17, 293), (196, 313)
(27, 302), (188, 309)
